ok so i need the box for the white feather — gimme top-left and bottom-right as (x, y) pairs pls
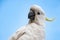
(9, 5), (45, 40)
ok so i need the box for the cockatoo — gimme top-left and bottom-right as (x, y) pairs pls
(9, 5), (53, 40)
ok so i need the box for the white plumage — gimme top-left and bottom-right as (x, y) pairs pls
(9, 5), (46, 40)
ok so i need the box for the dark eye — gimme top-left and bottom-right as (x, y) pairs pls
(37, 12), (40, 15)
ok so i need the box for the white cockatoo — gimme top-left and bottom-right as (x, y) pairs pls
(9, 5), (53, 40)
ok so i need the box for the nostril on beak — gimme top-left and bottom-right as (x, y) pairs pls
(28, 11), (35, 20)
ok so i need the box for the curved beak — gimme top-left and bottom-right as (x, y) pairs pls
(28, 10), (35, 20)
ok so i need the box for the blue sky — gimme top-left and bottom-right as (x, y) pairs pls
(0, 0), (60, 40)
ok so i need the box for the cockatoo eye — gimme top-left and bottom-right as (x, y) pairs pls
(37, 12), (40, 15)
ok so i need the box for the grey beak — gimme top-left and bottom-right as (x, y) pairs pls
(28, 11), (35, 20)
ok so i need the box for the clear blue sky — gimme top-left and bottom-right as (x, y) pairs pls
(0, 0), (60, 40)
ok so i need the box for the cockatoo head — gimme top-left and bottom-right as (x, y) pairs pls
(28, 5), (54, 25)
